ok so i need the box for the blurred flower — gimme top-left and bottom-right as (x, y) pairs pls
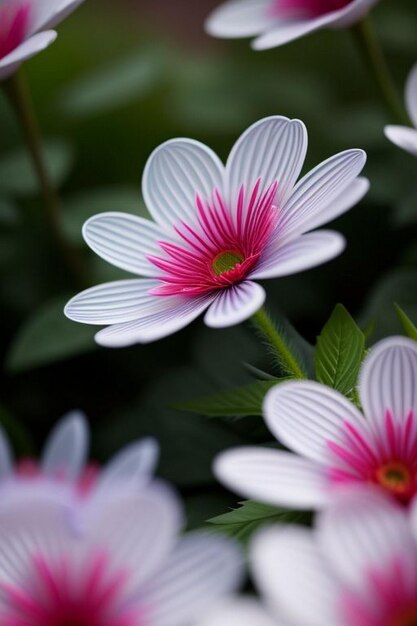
(205, 0), (379, 50)
(385, 61), (417, 157)
(0, 411), (158, 505)
(65, 116), (368, 346)
(215, 336), (417, 510)
(0, 0), (85, 80)
(0, 482), (242, 625)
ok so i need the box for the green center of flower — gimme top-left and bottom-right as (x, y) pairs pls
(376, 462), (411, 493)
(212, 251), (244, 276)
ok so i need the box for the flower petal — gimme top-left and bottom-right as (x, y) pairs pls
(384, 125), (417, 157)
(204, 282), (265, 329)
(96, 438), (159, 495)
(278, 149), (366, 241)
(263, 380), (367, 464)
(250, 230), (345, 280)
(205, 0), (273, 38)
(251, 526), (339, 626)
(0, 31), (57, 80)
(0, 426), (13, 479)
(82, 212), (167, 277)
(226, 116), (307, 211)
(41, 411), (89, 480)
(214, 447), (327, 509)
(30, 0), (84, 33)
(142, 532), (242, 626)
(405, 60), (417, 128)
(95, 295), (214, 347)
(359, 336), (417, 430)
(65, 279), (162, 325)
(199, 598), (278, 626)
(142, 139), (224, 230)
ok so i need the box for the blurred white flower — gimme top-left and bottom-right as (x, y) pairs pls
(205, 0), (379, 50)
(65, 115), (368, 346)
(385, 61), (417, 156)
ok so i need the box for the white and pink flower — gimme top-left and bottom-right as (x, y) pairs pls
(0, 0), (85, 80)
(385, 61), (417, 157)
(205, 0), (380, 50)
(65, 116), (368, 346)
(215, 336), (417, 510)
(0, 482), (242, 626)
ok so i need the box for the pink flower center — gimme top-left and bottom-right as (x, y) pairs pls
(0, 1), (31, 61)
(270, 0), (352, 19)
(327, 410), (417, 504)
(0, 552), (145, 626)
(148, 179), (278, 297)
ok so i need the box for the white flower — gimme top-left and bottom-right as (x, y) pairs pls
(385, 61), (417, 157)
(0, 0), (85, 80)
(215, 336), (417, 510)
(65, 116), (368, 346)
(0, 482), (242, 625)
(205, 0), (380, 50)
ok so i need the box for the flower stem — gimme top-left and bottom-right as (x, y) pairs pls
(3, 69), (86, 287)
(251, 307), (306, 379)
(351, 16), (410, 126)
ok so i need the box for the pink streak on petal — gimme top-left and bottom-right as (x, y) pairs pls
(0, 2), (31, 61)
(270, 0), (353, 19)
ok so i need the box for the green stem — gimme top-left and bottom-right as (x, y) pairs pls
(252, 307), (305, 379)
(352, 16), (410, 126)
(3, 69), (86, 287)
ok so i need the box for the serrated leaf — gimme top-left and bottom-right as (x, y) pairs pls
(395, 303), (417, 341)
(208, 500), (309, 543)
(315, 304), (365, 398)
(174, 379), (284, 418)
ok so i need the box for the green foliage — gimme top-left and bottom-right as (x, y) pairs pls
(315, 304), (365, 398)
(0, 197), (17, 224)
(395, 303), (417, 340)
(6, 296), (96, 372)
(208, 500), (309, 543)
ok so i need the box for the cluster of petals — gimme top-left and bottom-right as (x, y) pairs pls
(200, 489), (417, 626)
(216, 336), (417, 510)
(385, 61), (417, 157)
(205, 0), (380, 50)
(65, 115), (368, 346)
(0, 481), (242, 626)
(0, 0), (85, 80)
(0, 411), (159, 508)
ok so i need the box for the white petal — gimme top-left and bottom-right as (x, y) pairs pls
(199, 598), (279, 626)
(384, 125), (417, 157)
(96, 438), (159, 495)
(0, 31), (57, 81)
(142, 139), (224, 229)
(41, 411), (89, 480)
(318, 487), (417, 592)
(64, 279), (162, 325)
(251, 526), (339, 626)
(359, 336), (417, 430)
(278, 149), (366, 240)
(95, 295), (214, 347)
(205, 0), (273, 38)
(82, 212), (167, 277)
(0, 426), (13, 478)
(405, 60), (417, 128)
(142, 532), (242, 626)
(204, 282), (265, 329)
(226, 116), (307, 211)
(30, 0), (84, 33)
(214, 447), (327, 509)
(250, 230), (345, 280)
(86, 482), (183, 593)
(253, 15), (334, 50)
(263, 380), (367, 464)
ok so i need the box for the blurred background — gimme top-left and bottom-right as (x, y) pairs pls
(1, 0), (417, 526)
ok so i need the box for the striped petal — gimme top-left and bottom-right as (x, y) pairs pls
(41, 412), (89, 480)
(204, 281), (265, 329)
(0, 31), (57, 80)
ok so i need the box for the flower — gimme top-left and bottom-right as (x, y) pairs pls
(385, 61), (417, 157)
(0, 0), (85, 80)
(65, 116), (368, 346)
(0, 411), (158, 505)
(0, 482), (242, 626)
(205, 0), (380, 50)
(215, 336), (417, 510)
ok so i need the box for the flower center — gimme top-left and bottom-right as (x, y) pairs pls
(375, 462), (412, 495)
(0, 1), (31, 60)
(387, 608), (417, 626)
(212, 250), (244, 276)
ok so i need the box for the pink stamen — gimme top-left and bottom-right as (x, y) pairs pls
(270, 0), (352, 19)
(0, 1), (31, 61)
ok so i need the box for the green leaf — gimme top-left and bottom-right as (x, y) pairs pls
(6, 295), (96, 372)
(394, 303), (417, 341)
(0, 140), (74, 197)
(174, 379), (283, 418)
(208, 500), (309, 544)
(315, 304), (365, 398)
